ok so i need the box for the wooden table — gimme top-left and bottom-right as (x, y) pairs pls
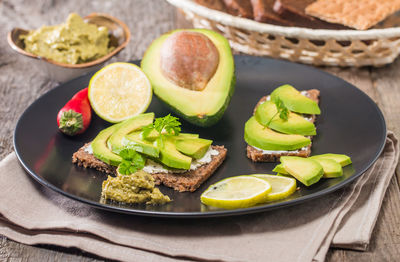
(0, 0), (399, 261)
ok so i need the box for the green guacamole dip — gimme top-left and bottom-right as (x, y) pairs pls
(21, 13), (114, 64)
(101, 170), (171, 205)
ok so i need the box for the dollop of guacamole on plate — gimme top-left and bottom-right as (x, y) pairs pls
(21, 13), (114, 64)
(101, 170), (171, 205)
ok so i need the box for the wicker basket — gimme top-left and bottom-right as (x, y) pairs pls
(167, 0), (400, 67)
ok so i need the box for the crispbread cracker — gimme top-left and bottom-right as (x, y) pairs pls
(305, 0), (400, 30)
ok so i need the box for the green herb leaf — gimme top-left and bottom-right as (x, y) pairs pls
(117, 149), (146, 175)
(275, 98), (289, 121)
(141, 114), (181, 140)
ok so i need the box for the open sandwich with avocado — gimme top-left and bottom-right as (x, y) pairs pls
(72, 113), (227, 195)
(245, 84), (321, 162)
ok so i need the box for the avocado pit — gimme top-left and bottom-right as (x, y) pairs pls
(160, 31), (219, 91)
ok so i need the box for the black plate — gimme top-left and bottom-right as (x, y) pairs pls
(14, 56), (386, 218)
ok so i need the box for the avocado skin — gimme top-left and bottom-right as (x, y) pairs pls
(141, 29), (235, 127)
(92, 123), (124, 166)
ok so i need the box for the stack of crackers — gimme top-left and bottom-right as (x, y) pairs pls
(195, 0), (400, 30)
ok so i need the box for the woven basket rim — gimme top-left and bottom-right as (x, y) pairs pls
(168, 0), (400, 40)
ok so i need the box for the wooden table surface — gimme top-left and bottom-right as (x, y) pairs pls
(1, 0), (399, 261)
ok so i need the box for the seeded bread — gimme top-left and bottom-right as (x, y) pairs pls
(246, 89), (320, 162)
(72, 144), (227, 192)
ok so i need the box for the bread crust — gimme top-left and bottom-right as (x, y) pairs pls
(246, 89), (320, 162)
(72, 145), (227, 192)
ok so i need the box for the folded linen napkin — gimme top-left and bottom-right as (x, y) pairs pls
(0, 132), (397, 262)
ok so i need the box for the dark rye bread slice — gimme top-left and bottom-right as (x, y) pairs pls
(246, 89), (320, 162)
(273, 0), (349, 29)
(250, 0), (294, 25)
(72, 144), (227, 192)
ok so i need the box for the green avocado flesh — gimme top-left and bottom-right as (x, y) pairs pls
(244, 116), (311, 151)
(91, 123), (124, 166)
(156, 138), (192, 169)
(175, 138), (212, 159)
(272, 164), (289, 175)
(271, 85), (320, 115)
(141, 29), (235, 127)
(122, 131), (160, 158)
(107, 113), (154, 154)
(280, 156), (324, 186)
(311, 154), (352, 167)
(255, 100), (316, 135)
(310, 157), (343, 178)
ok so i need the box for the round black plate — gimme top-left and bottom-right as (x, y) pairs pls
(14, 56), (386, 218)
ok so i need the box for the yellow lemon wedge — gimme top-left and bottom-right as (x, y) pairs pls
(200, 176), (272, 209)
(251, 174), (297, 202)
(88, 62), (152, 123)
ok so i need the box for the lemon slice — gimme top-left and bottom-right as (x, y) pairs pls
(251, 174), (297, 202)
(88, 62), (152, 123)
(200, 176), (272, 209)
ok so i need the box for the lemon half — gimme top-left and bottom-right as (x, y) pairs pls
(88, 62), (152, 123)
(251, 174), (297, 202)
(200, 176), (272, 209)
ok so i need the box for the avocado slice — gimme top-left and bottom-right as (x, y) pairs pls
(310, 157), (343, 178)
(142, 131), (199, 142)
(255, 100), (316, 135)
(311, 154), (352, 167)
(91, 123), (124, 166)
(122, 131), (160, 158)
(272, 164), (289, 175)
(175, 138), (212, 159)
(244, 116), (311, 151)
(280, 156), (324, 186)
(270, 85), (320, 115)
(141, 29), (235, 127)
(156, 137), (192, 169)
(108, 113), (154, 154)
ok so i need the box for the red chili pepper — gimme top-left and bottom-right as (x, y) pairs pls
(57, 88), (92, 136)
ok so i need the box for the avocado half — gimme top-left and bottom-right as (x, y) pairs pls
(141, 29), (235, 127)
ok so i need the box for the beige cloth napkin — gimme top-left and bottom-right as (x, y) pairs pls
(0, 132), (397, 262)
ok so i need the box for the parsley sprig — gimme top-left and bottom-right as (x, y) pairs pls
(267, 98), (289, 126)
(142, 114), (181, 140)
(117, 149), (146, 175)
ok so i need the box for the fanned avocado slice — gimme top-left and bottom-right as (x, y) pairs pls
(244, 116), (311, 151)
(91, 122), (124, 166)
(175, 138), (212, 159)
(310, 157), (343, 178)
(272, 164), (289, 175)
(155, 137), (192, 170)
(271, 85), (320, 115)
(311, 153), (352, 167)
(122, 131), (160, 158)
(107, 113), (154, 154)
(255, 100), (316, 135)
(141, 29), (235, 127)
(280, 156), (324, 186)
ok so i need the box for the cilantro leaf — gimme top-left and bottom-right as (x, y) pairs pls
(117, 149), (146, 175)
(142, 114), (181, 140)
(266, 98), (289, 126)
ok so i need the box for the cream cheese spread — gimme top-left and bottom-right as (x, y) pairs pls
(143, 147), (219, 174)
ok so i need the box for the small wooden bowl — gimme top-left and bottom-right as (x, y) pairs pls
(7, 13), (131, 82)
